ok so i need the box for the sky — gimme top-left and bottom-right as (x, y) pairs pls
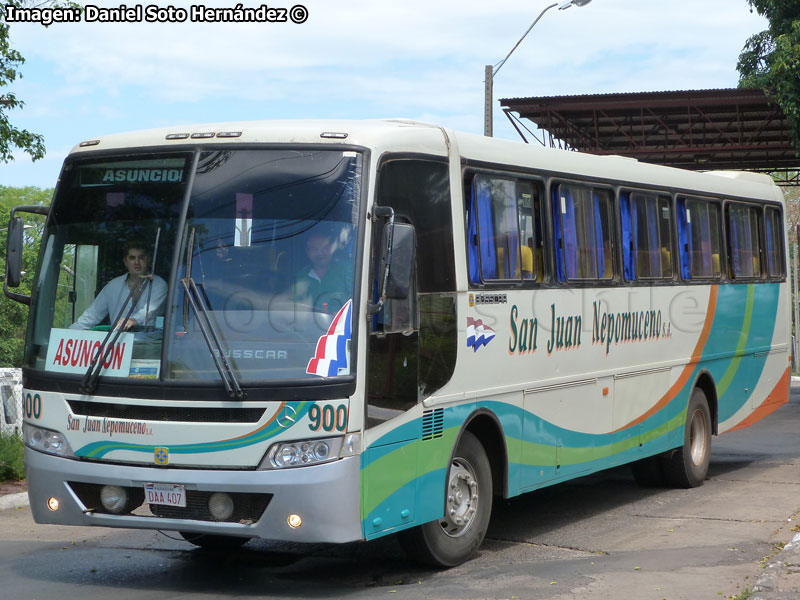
(0, 0), (769, 188)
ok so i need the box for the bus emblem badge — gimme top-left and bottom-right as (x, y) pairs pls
(277, 405), (297, 429)
(154, 447), (169, 465)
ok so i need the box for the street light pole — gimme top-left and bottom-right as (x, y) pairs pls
(484, 0), (593, 137)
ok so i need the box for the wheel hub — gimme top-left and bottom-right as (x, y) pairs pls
(440, 458), (479, 537)
(689, 408), (708, 466)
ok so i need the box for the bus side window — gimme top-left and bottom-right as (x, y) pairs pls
(727, 203), (763, 279)
(765, 207), (785, 279)
(470, 175), (520, 282)
(516, 181), (544, 282)
(467, 175), (544, 284)
(552, 184), (613, 281)
(54, 243), (99, 329)
(620, 192), (673, 281)
(677, 198), (723, 280)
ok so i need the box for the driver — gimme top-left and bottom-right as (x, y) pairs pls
(292, 230), (352, 313)
(70, 240), (167, 331)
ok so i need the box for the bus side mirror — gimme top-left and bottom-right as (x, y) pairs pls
(4, 204), (48, 305)
(5, 216), (24, 288)
(385, 223), (415, 300)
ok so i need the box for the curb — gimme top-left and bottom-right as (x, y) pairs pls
(752, 532), (800, 600)
(0, 491), (29, 512)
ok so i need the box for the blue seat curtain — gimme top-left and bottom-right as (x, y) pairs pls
(476, 179), (498, 280)
(619, 193), (635, 281)
(552, 186), (578, 280)
(467, 184), (480, 284)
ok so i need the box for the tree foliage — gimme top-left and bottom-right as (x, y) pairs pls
(737, 1), (800, 150)
(0, 1), (81, 164)
(0, 186), (49, 367)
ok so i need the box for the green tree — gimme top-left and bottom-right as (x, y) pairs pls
(0, 1), (80, 163)
(737, 1), (800, 149)
(0, 186), (49, 366)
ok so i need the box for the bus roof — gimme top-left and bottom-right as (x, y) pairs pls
(70, 119), (782, 204)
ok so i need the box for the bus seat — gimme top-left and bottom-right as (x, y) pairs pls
(712, 253), (720, 276)
(753, 256), (761, 275)
(520, 246), (534, 279)
(661, 248), (671, 270)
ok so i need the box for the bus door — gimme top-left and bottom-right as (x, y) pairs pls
(362, 157), (456, 537)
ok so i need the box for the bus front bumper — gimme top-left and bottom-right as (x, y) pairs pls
(25, 447), (363, 544)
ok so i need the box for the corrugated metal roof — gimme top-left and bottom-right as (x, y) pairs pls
(500, 88), (799, 177)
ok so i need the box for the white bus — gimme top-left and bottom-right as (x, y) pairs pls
(5, 120), (790, 566)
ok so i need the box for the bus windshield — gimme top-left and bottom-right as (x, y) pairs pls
(26, 148), (362, 386)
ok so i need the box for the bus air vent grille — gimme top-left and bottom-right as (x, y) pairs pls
(67, 401), (265, 424)
(422, 409), (444, 441)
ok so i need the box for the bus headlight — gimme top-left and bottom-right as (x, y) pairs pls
(23, 423), (75, 458)
(262, 436), (344, 469)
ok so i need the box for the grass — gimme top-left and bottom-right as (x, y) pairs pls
(0, 432), (24, 482)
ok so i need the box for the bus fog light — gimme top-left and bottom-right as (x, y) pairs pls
(47, 497), (60, 512)
(100, 485), (129, 514)
(287, 514), (302, 528)
(208, 492), (234, 521)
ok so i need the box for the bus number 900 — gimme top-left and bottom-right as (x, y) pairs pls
(308, 404), (347, 432)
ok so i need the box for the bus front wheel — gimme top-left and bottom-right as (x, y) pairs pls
(400, 430), (492, 567)
(664, 387), (712, 488)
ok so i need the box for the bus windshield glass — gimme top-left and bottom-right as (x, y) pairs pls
(25, 149), (362, 385)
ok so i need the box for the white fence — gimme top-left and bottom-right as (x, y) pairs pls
(0, 369), (22, 436)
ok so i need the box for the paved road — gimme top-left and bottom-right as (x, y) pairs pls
(1, 386), (799, 599)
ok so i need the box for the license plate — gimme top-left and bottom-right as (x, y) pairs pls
(144, 482), (186, 508)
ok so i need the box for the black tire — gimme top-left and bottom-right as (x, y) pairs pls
(399, 430), (492, 567)
(631, 455), (666, 487)
(663, 387), (712, 488)
(178, 531), (250, 550)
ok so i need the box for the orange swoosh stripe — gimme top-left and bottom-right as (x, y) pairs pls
(227, 401), (286, 441)
(612, 285), (719, 433)
(724, 367), (789, 433)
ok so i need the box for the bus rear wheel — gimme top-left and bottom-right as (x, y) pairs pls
(400, 430), (492, 567)
(663, 387), (712, 488)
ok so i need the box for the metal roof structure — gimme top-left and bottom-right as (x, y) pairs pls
(501, 88), (799, 186)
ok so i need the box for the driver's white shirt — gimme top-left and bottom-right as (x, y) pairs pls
(69, 274), (167, 330)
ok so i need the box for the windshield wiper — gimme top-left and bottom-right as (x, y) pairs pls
(181, 228), (245, 399)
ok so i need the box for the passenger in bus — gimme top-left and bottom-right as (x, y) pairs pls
(292, 229), (352, 314)
(69, 240), (167, 331)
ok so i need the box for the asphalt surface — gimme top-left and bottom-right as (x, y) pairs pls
(0, 383), (799, 599)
